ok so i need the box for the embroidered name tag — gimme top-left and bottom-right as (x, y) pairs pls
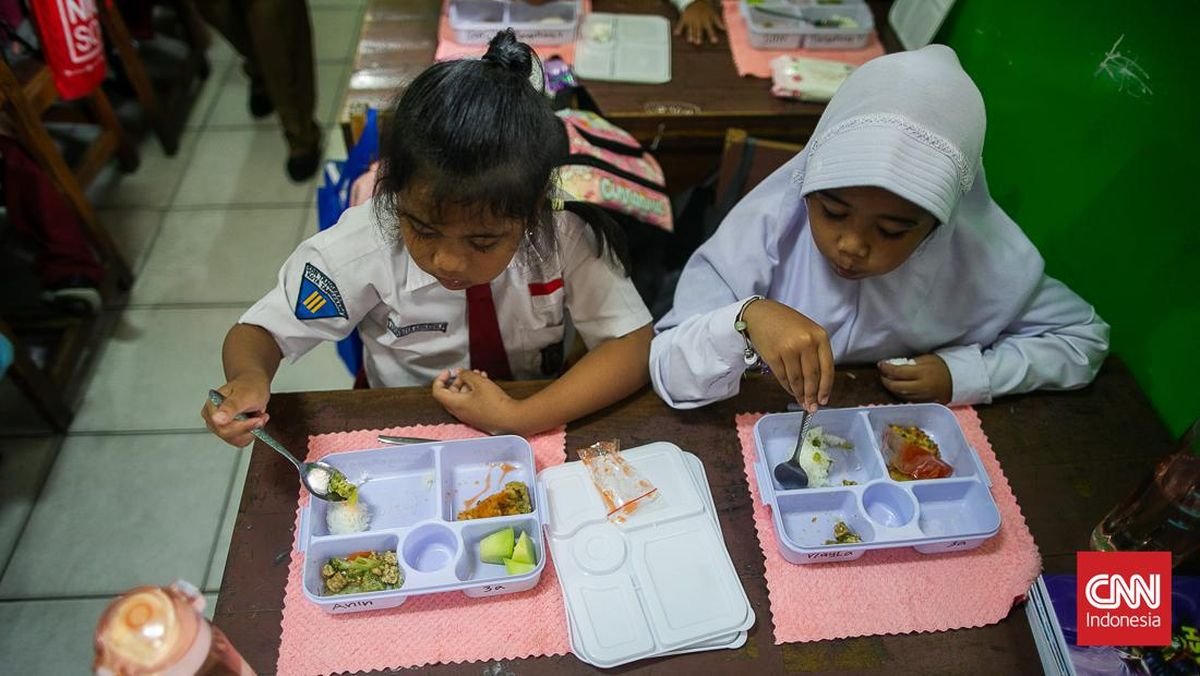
(387, 318), (449, 338)
(294, 263), (348, 320)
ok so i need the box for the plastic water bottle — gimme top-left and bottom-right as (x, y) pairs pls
(94, 580), (255, 676)
(1091, 419), (1200, 567)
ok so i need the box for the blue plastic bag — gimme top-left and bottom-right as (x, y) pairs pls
(316, 109), (379, 376)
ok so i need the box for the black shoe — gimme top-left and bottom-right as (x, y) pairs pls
(286, 145), (322, 182)
(41, 275), (102, 316)
(248, 78), (274, 118)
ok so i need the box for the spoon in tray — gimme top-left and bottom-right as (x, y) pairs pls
(207, 389), (348, 502)
(774, 408), (815, 490)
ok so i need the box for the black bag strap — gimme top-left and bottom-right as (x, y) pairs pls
(715, 137), (758, 221)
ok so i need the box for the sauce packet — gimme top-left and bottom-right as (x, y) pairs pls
(577, 440), (659, 523)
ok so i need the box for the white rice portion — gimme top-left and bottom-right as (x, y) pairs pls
(326, 500), (370, 535)
(796, 426), (853, 488)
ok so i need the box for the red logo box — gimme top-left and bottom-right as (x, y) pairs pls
(1077, 551), (1171, 646)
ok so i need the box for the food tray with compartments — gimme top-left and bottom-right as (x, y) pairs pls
(538, 442), (754, 667)
(739, 0), (874, 50)
(298, 436), (545, 613)
(448, 0), (581, 45)
(752, 404), (1002, 564)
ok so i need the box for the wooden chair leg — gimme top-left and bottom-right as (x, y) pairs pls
(98, 3), (179, 156)
(0, 61), (135, 292)
(0, 318), (72, 431)
(88, 87), (140, 173)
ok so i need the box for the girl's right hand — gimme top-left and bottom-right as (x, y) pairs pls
(741, 299), (835, 411)
(201, 374), (271, 447)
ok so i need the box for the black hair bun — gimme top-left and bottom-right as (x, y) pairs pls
(482, 29), (533, 79)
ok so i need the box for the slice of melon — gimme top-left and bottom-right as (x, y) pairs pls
(504, 557), (536, 575)
(511, 531), (536, 565)
(479, 527), (515, 565)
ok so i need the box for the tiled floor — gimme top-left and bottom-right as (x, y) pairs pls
(0, 3), (362, 672)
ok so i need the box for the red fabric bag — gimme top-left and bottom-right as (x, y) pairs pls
(28, 0), (107, 100)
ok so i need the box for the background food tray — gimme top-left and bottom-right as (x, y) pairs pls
(752, 404), (1001, 564)
(298, 436), (545, 613)
(448, 0), (581, 45)
(740, 0), (874, 50)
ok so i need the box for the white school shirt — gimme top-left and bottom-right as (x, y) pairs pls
(652, 46), (1110, 410)
(241, 201), (651, 387)
(649, 159), (1111, 409)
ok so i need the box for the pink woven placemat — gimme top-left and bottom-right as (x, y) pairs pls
(276, 424), (570, 675)
(737, 407), (1042, 643)
(434, 0), (591, 63)
(722, 0), (885, 78)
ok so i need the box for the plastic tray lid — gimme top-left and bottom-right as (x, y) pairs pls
(574, 13), (671, 85)
(538, 442), (754, 668)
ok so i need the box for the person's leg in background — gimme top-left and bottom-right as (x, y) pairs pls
(192, 0), (320, 181)
(244, 0), (321, 181)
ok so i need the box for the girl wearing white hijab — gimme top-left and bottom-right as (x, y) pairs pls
(650, 45), (1109, 410)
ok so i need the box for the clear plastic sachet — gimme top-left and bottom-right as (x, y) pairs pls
(577, 440), (660, 523)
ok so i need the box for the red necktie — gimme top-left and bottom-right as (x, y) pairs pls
(466, 284), (512, 380)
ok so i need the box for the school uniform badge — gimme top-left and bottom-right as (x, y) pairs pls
(295, 263), (348, 320)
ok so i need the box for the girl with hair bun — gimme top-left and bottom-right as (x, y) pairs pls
(203, 30), (653, 445)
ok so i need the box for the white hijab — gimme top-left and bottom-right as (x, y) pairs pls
(671, 45), (1047, 363)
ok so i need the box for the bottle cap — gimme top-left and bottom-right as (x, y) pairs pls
(94, 585), (200, 675)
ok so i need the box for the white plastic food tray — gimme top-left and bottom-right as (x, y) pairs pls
(448, 0), (580, 45)
(298, 436), (545, 613)
(752, 404), (1002, 564)
(539, 442), (754, 667)
(740, 0), (874, 50)
(574, 13), (671, 84)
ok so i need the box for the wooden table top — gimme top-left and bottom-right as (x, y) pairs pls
(342, 0), (900, 143)
(213, 357), (1174, 674)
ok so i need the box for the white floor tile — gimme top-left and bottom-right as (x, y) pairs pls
(207, 62), (349, 128)
(98, 209), (164, 275)
(0, 437), (59, 568)
(0, 433), (238, 598)
(273, 341), (354, 394)
(206, 32), (239, 64)
(70, 308), (351, 433)
(172, 128), (317, 207)
(92, 131), (198, 209)
(206, 450), (251, 591)
(0, 596), (114, 675)
(130, 207), (306, 305)
(187, 60), (235, 129)
(312, 7), (364, 62)
(70, 307), (240, 433)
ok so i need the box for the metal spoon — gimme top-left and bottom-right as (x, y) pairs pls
(773, 409), (814, 490)
(207, 390), (347, 502)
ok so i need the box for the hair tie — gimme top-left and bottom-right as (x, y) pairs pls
(550, 197), (565, 211)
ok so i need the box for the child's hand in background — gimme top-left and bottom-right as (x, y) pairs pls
(878, 355), (952, 404)
(675, 1), (725, 45)
(202, 374), (271, 447)
(742, 299), (834, 411)
(432, 369), (523, 435)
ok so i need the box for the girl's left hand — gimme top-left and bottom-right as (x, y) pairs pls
(675, 1), (725, 45)
(431, 369), (521, 435)
(877, 355), (953, 403)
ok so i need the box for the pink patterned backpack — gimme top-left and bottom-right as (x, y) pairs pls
(556, 109), (673, 233)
